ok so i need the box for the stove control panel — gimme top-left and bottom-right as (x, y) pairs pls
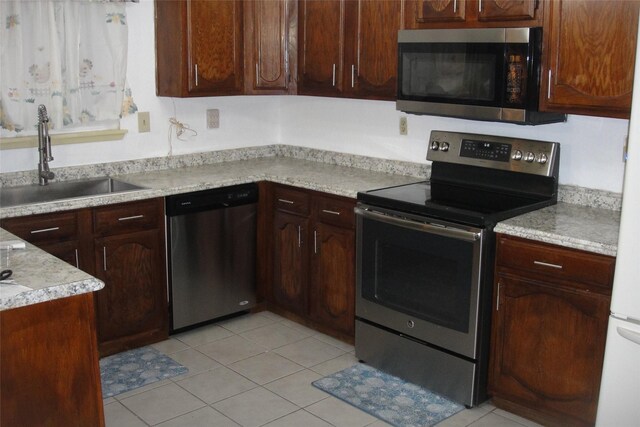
(427, 130), (559, 177)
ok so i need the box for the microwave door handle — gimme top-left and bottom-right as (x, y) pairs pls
(355, 207), (480, 242)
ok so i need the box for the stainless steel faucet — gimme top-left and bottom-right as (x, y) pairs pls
(37, 105), (55, 185)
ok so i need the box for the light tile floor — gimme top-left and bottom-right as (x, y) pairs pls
(103, 311), (542, 427)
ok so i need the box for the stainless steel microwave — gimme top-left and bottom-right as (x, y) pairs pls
(396, 27), (566, 125)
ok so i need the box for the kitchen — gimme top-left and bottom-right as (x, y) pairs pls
(0, 1), (637, 427)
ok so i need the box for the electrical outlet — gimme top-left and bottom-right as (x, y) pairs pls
(138, 112), (150, 133)
(207, 109), (219, 129)
(399, 116), (408, 135)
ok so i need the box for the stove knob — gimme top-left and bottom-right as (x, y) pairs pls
(537, 153), (548, 164)
(524, 152), (535, 163)
(512, 150), (523, 161)
(440, 142), (450, 152)
(430, 141), (440, 151)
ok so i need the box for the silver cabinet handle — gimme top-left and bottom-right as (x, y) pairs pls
(454, 0), (457, 13)
(547, 69), (552, 99)
(31, 226), (59, 234)
(314, 230), (318, 254)
(322, 209), (341, 216)
(278, 198), (295, 204)
(103, 246), (107, 271)
(478, 0), (482, 12)
(534, 260), (563, 269)
(256, 63), (259, 86)
(332, 64), (336, 87)
(195, 64), (199, 87)
(75, 248), (79, 269)
(297, 225), (302, 248)
(496, 282), (501, 311)
(351, 65), (355, 88)
(118, 214), (144, 221)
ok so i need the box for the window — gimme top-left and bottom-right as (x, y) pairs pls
(0, 0), (136, 141)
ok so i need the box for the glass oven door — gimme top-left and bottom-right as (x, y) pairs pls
(356, 204), (485, 359)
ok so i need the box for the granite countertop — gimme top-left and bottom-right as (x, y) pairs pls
(494, 202), (621, 257)
(0, 155), (421, 310)
(0, 229), (104, 311)
(0, 149), (623, 310)
(0, 156), (422, 219)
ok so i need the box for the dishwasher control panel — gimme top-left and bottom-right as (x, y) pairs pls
(166, 183), (259, 216)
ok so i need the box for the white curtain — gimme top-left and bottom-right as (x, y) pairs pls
(0, 0), (135, 137)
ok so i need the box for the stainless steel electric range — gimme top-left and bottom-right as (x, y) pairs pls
(355, 130), (560, 407)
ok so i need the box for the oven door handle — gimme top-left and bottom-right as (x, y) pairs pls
(355, 207), (481, 242)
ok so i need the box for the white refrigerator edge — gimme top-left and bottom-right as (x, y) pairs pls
(595, 16), (640, 427)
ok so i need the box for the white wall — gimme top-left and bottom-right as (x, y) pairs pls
(0, 0), (630, 193)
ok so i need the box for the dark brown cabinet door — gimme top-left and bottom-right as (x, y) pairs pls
(541, 0), (640, 119)
(187, 0), (244, 95)
(477, 0), (536, 21)
(155, 0), (244, 97)
(94, 229), (168, 356)
(273, 211), (309, 315)
(490, 236), (615, 426)
(490, 273), (609, 426)
(298, 0), (346, 96)
(244, 0), (297, 94)
(309, 222), (355, 335)
(414, 0), (467, 23)
(346, 0), (403, 100)
(405, 0), (541, 28)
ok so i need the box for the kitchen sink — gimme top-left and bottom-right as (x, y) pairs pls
(0, 177), (147, 208)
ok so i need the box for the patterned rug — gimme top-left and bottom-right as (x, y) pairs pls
(313, 364), (464, 427)
(100, 346), (188, 398)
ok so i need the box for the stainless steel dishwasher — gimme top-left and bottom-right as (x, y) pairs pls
(166, 183), (258, 331)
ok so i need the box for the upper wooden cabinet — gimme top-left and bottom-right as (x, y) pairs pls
(155, 0), (244, 97)
(297, 0), (347, 96)
(297, 0), (402, 100)
(540, 0), (640, 119)
(405, 0), (542, 28)
(347, 0), (403, 100)
(244, 0), (297, 94)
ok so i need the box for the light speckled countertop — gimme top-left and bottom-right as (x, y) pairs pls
(494, 202), (620, 257)
(0, 229), (104, 311)
(0, 155), (421, 310)
(0, 156), (422, 219)
(0, 147), (623, 309)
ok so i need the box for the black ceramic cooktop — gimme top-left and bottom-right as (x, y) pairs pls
(358, 181), (555, 228)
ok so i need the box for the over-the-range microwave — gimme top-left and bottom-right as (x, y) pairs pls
(396, 27), (566, 125)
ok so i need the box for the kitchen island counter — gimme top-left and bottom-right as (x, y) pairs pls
(0, 228), (104, 311)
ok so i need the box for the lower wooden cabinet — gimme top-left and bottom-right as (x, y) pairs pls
(1, 198), (168, 356)
(1, 293), (105, 427)
(270, 184), (356, 337)
(489, 235), (615, 427)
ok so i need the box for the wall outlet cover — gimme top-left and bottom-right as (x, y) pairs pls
(207, 109), (220, 129)
(399, 116), (408, 135)
(138, 111), (150, 133)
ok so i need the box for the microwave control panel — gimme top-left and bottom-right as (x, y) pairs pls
(427, 130), (559, 177)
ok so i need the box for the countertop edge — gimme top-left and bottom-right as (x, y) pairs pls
(494, 223), (618, 257)
(0, 277), (104, 311)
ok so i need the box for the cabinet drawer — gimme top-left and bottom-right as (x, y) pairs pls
(496, 236), (615, 291)
(314, 196), (355, 229)
(274, 186), (310, 216)
(93, 198), (162, 236)
(1, 210), (81, 244)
